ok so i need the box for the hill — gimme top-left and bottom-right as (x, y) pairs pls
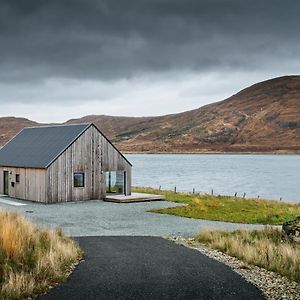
(66, 76), (300, 153)
(1, 76), (300, 153)
(0, 117), (38, 147)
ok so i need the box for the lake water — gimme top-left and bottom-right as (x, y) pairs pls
(126, 154), (300, 203)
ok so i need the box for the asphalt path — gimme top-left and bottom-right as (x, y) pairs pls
(39, 236), (264, 300)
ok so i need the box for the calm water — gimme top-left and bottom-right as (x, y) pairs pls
(126, 154), (300, 203)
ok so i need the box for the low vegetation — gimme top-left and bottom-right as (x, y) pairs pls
(0, 210), (82, 299)
(134, 187), (300, 225)
(196, 227), (300, 283)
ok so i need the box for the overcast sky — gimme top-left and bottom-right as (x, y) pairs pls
(0, 0), (299, 122)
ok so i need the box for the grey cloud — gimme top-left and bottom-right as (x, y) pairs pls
(0, 0), (299, 82)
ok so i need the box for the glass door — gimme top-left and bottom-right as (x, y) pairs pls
(105, 171), (125, 194)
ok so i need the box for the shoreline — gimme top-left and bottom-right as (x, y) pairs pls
(124, 151), (300, 155)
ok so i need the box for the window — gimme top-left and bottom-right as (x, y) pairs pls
(106, 171), (126, 194)
(74, 172), (84, 187)
(16, 174), (20, 183)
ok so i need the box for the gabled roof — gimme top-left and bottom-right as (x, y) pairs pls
(0, 124), (91, 168)
(0, 123), (132, 169)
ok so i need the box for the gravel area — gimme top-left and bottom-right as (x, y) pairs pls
(0, 196), (264, 237)
(170, 236), (300, 300)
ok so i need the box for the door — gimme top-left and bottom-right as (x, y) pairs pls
(123, 171), (127, 195)
(105, 171), (126, 194)
(3, 171), (9, 195)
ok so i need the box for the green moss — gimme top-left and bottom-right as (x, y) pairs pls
(133, 187), (300, 225)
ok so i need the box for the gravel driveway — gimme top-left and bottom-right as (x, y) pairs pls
(0, 196), (263, 237)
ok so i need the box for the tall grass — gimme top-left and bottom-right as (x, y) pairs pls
(0, 210), (82, 299)
(196, 227), (300, 283)
(134, 187), (300, 224)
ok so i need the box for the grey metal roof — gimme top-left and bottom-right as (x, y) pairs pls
(0, 124), (91, 168)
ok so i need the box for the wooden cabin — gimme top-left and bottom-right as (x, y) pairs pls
(0, 123), (132, 203)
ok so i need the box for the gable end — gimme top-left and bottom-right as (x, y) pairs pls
(46, 123), (132, 168)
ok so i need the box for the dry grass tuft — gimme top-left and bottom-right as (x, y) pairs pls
(0, 210), (82, 299)
(196, 227), (300, 283)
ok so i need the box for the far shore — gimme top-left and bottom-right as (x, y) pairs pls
(124, 150), (300, 155)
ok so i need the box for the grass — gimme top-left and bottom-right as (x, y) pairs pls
(0, 210), (82, 299)
(133, 187), (300, 225)
(196, 227), (300, 283)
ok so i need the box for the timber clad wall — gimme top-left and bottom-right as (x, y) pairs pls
(0, 124), (131, 203)
(0, 167), (46, 202)
(47, 125), (131, 203)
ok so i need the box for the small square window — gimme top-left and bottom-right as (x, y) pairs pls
(16, 174), (20, 183)
(74, 172), (84, 187)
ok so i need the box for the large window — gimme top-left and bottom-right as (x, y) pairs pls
(74, 172), (84, 188)
(106, 171), (126, 194)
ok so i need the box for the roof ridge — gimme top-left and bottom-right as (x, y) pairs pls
(23, 123), (91, 129)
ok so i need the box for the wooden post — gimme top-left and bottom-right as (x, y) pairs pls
(192, 188), (195, 194)
(159, 185), (161, 190)
(211, 189), (214, 196)
(234, 192), (237, 197)
(280, 197), (282, 201)
(174, 186), (177, 193)
(243, 192), (246, 198)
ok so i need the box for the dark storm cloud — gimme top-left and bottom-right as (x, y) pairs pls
(0, 0), (299, 82)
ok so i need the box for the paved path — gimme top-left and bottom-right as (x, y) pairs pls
(0, 196), (263, 237)
(39, 237), (264, 300)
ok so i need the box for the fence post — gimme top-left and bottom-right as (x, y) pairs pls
(243, 192), (246, 198)
(174, 186), (177, 193)
(192, 188), (195, 194)
(211, 189), (214, 196)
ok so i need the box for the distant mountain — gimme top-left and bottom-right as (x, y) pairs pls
(1, 76), (300, 153)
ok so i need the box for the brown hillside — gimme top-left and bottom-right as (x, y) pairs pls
(0, 117), (38, 147)
(1, 76), (300, 153)
(67, 76), (300, 153)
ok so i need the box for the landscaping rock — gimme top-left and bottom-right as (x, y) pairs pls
(282, 216), (300, 243)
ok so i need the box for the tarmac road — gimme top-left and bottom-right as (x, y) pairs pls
(39, 236), (264, 300)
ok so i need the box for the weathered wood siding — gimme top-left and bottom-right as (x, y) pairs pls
(100, 134), (131, 197)
(46, 125), (131, 203)
(0, 167), (46, 202)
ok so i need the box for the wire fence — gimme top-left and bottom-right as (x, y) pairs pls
(138, 185), (284, 201)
